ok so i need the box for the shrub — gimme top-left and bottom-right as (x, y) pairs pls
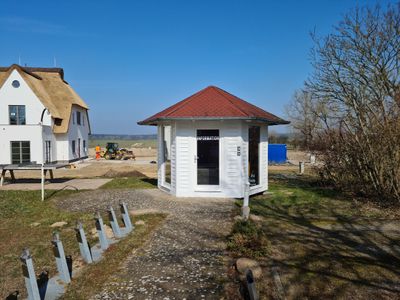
(227, 220), (270, 258)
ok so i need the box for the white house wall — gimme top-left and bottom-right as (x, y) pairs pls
(0, 70), (50, 164)
(0, 69), (90, 164)
(64, 105), (90, 162)
(174, 120), (246, 198)
(175, 123), (192, 196)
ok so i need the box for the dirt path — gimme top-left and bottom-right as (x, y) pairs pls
(56, 189), (235, 299)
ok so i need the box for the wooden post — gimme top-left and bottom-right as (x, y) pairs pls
(0, 169), (5, 186)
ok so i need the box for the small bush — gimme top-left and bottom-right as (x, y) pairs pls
(227, 220), (270, 258)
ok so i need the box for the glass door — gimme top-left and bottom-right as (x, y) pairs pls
(248, 126), (260, 186)
(196, 129), (220, 187)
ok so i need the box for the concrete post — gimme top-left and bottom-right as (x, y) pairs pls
(120, 202), (133, 232)
(242, 181), (250, 220)
(107, 206), (122, 238)
(94, 212), (109, 250)
(75, 222), (93, 264)
(20, 248), (41, 300)
(299, 161), (305, 174)
(310, 154), (316, 164)
(51, 232), (71, 283)
(246, 269), (259, 300)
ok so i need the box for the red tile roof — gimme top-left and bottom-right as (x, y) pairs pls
(138, 86), (289, 125)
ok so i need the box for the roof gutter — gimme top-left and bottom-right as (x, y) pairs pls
(138, 116), (290, 126)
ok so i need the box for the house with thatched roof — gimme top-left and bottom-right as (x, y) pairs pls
(0, 64), (90, 164)
(138, 86), (288, 198)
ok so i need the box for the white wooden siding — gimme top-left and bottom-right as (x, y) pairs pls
(175, 123), (192, 196)
(158, 120), (269, 198)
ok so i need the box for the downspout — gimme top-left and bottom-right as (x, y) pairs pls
(40, 108), (49, 201)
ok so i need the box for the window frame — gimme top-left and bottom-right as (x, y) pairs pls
(72, 140), (76, 156)
(161, 125), (172, 189)
(248, 125), (261, 188)
(77, 111), (81, 125)
(10, 141), (31, 164)
(9, 105), (26, 125)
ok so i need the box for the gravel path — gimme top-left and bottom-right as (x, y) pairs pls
(56, 189), (235, 299)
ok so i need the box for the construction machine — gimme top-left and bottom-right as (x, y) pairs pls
(100, 143), (135, 160)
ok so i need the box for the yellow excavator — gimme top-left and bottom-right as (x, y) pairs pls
(100, 143), (135, 160)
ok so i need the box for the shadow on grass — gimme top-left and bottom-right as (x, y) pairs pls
(140, 177), (158, 187)
(243, 175), (400, 298)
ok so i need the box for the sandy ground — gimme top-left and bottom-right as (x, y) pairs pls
(1, 149), (311, 183)
(88, 147), (157, 158)
(1, 156), (158, 181)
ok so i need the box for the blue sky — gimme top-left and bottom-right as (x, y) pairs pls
(0, 0), (395, 134)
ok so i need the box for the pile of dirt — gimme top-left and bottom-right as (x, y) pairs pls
(103, 169), (147, 178)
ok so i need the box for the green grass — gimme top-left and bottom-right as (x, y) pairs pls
(228, 176), (400, 299)
(101, 177), (157, 189)
(0, 190), (163, 299)
(89, 139), (157, 149)
(0, 190), (95, 299)
(62, 213), (166, 300)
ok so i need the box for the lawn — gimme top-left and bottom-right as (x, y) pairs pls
(228, 174), (400, 299)
(101, 176), (157, 189)
(0, 190), (164, 299)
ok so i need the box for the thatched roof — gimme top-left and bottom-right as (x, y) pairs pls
(0, 64), (89, 134)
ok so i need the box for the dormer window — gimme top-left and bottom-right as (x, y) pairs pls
(9, 105), (26, 125)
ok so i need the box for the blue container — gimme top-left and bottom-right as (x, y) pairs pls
(268, 144), (287, 164)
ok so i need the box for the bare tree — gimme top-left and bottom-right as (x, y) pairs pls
(305, 3), (400, 204)
(285, 89), (321, 149)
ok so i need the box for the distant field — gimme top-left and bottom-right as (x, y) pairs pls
(89, 139), (157, 149)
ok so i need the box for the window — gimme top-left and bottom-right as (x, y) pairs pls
(9, 105), (26, 125)
(83, 140), (86, 154)
(248, 126), (261, 186)
(45, 141), (51, 163)
(77, 111), (81, 125)
(72, 112), (75, 124)
(72, 140), (76, 155)
(162, 125), (171, 186)
(11, 141), (30, 164)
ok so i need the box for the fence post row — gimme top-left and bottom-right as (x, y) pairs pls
(51, 232), (71, 283)
(20, 248), (41, 300)
(120, 202), (133, 232)
(94, 212), (109, 250)
(108, 206), (122, 238)
(75, 222), (93, 264)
